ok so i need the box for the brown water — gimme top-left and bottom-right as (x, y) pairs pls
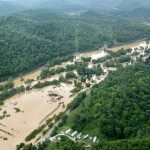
(0, 83), (74, 150)
(0, 40), (145, 88)
(108, 40), (145, 51)
(0, 40), (146, 149)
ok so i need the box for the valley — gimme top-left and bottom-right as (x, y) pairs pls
(0, 39), (145, 88)
(0, 1), (150, 149)
(0, 41), (149, 150)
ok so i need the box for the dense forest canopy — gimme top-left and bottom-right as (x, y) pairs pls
(63, 60), (150, 140)
(0, 10), (150, 81)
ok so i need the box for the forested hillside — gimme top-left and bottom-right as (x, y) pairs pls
(0, 10), (150, 81)
(60, 60), (150, 149)
(19, 59), (150, 150)
(34, 0), (150, 17)
(1, 0), (150, 17)
(0, 0), (25, 15)
(66, 61), (150, 139)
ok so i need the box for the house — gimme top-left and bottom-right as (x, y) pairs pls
(93, 136), (97, 143)
(83, 134), (89, 140)
(76, 133), (82, 139)
(65, 129), (71, 135)
(71, 131), (78, 137)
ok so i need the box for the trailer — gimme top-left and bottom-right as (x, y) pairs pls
(71, 131), (78, 137)
(83, 134), (89, 140)
(76, 133), (82, 139)
(93, 136), (97, 143)
(65, 129), (71, 135)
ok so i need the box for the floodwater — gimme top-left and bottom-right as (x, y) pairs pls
(0, 40), (146, 149)
(0, 40), (145, 88)
(0, 83), (74, 150)
(0, 61), (73, 88)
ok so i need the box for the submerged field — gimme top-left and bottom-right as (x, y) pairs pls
(0, 41), (149, 150)
(0, 83), (74, 150)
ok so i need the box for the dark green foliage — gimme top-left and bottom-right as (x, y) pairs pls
(117, 56), (131, 63)
(65, 64), (77, 72)
(131, 51), (140, 56)
(145, 48), (150, 54)
(0, 10), (150, 81)
(66, 62), (150, 140)
(107, 49), (127, 57)
(17, 60), (150, 150)
(19, 137), (150, 150)
(86, 83), (91, 87)
(33, 80), (60, 89)
(65, 72), (77, 79)
(55, 67), (66, 74)
(37, 137), (84, 150)
(54, 112), (64, 122)
(18, 143), (36, 150)
(76, 62), (103, 77)
(94, 65), (104, 76)
(81, 57), (91, 62)
(16, 143), (25, 150)
(93, 138), (150, 150)
(67, 92), (86, 111)
(0, 78), (14, 91)
(41, 67), (65, 79)
(26, 85), (32, 91)
(104, 61), (116, 67)
(0, 86), (25, 103)
(25, 125), (45, 142)
(125, 48), (132, 53)
(71, 81), (83, 94)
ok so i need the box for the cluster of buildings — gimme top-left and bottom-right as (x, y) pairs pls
(62, 129), (97, 143)
(131, 41), (150, 62)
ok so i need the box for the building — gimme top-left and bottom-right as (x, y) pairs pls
(93, 136), (97, 143)
(83, 134), (89, 140)
(71, 131), (78, 137)
(65, 129), (71, 135)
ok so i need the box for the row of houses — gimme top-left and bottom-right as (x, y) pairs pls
(64, 129), (97, 143)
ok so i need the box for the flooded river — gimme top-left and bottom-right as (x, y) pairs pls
(0, 40), (146, 150)
(0, 83), (74, 150)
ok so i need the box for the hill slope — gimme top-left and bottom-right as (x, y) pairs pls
(0, 0), (25, 15)
(67, 62), (150, 139)
(0, 0), (150, 17)
(0, 10), (150, 81)
(19, 59), (150, 150)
